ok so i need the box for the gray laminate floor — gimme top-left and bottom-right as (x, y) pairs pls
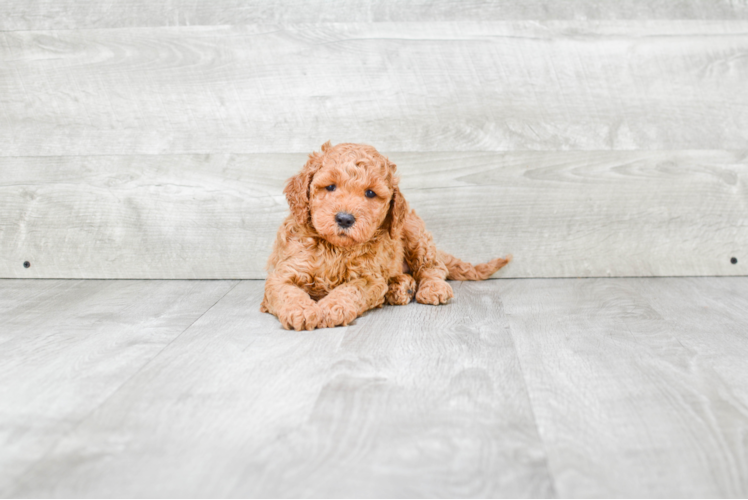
(1, 278), (747, 498)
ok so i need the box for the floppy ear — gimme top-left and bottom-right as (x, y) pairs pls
(382, 159), (407, 238)
(387, 184), (408, 238)
(284, 144), (328, 228)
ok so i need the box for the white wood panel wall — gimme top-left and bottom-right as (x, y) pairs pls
(1, 151), (745, 279)
(1, 3), (746, 279)
(3, 1), (747, 30)
(3, 22), (748, 155)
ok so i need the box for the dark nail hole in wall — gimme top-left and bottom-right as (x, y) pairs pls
(731, 257), (738, 265)
(23, 261), (30, 268)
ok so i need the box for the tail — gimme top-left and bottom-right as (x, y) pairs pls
(438, 251), (512, 281)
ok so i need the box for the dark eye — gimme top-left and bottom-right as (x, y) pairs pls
(365, 189), (376, 198)
(326, 184), (336, 192)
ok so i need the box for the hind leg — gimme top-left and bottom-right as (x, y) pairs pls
(416, 279), (453, 305)
(400, 210), (454, 305)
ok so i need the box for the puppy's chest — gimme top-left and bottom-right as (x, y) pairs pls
(302, 258), (369, 299)
(303, 271), (345, 300)
(301, 244), (400, 300)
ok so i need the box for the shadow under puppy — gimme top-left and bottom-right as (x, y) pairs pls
(261, 142), (511, 330)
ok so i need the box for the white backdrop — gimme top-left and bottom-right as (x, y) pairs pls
(1, 1), (746, 278)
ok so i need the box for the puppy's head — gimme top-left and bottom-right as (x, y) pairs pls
(284, 142), (407, 247)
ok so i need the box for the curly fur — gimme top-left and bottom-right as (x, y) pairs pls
(261, 142), (511, 330)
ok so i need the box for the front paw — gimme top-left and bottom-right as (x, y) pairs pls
(277, 302), (323, 331)
(319, 299), (359, 328)
(386, 274), (416, 305)
(416, 279), (454, 305)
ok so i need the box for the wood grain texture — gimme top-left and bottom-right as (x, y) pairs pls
(501, 277), (748, 497)
(2, 22), (748, 156)
(3, 277), (748, 497)
(0, 279), (237, 496)
(635, 277), (748, 418)
(3, 0), (748, 31)
(1, 150), (745, 279)
(3, 280), (553, 498)
(0, 279), (81, 346)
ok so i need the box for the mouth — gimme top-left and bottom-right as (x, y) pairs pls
(330, 230), (358, 246)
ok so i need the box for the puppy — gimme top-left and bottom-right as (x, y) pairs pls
(261, 142), (511, 330)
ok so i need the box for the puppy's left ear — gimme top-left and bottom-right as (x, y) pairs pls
(387, 184), (408, 238)
(383, 159), (407, 238)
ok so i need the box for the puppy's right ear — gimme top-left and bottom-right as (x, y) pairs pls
(284, 148), (325, 228)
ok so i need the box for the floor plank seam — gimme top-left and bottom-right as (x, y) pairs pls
(501, 313), (560, 498)
(2, 280), (242, 497)
(0, 280), (85, 349)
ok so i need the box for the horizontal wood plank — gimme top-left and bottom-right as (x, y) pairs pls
(2, 22), (748, 156)
(4, 280), (553, 497)
(3, 0), (747, 31)
(502, 277), (748, 497)
(1, 150), (745, 278)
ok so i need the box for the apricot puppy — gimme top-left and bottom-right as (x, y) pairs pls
(261, 142), (511, 330)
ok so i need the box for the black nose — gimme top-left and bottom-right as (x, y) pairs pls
(335, 212), (356, 229)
